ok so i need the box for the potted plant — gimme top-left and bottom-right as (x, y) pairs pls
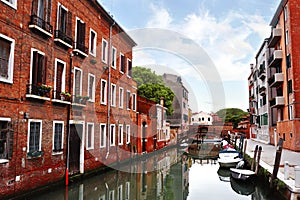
(60, 92), (71, 101)
(79, 95), (89, 104)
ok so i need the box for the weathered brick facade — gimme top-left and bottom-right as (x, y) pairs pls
(0, 0), (141, 197)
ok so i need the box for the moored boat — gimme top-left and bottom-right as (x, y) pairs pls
(217, 148), (243, 168)
(230, 168), (256, 181)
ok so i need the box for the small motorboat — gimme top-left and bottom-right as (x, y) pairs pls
(218, 148), (243, 168)
(230, 168), (256, 181)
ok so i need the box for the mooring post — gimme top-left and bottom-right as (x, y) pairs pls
(255, 146), (262, 174)
(284, 161), (289, 180)
(234, 136), (237, 149)
(251, 145), (258, 171)
(270, 138), (284, 188)
(243, 139), (247, 159)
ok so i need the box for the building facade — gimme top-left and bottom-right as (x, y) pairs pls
(190, 111), (213, 125)
(0, 0), (139, 197)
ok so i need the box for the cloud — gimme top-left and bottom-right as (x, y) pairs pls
(146, 3), (172, 28)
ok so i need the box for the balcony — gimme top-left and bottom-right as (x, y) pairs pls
(72, 95), (89, 107)
(52, 90), (71, 105)
(268, 28), (282, 48)
(258, 69), (266, 80)
(26, 84), (51, 101)
(268, 73), (284, 87)
(268, 50), (282, 67)
(29, 15), (53, 37)
(259, 86), (266, 96)
(269, 96), (284, 108)
(54, 30), (73, 48)
(73, 42), (88, 57)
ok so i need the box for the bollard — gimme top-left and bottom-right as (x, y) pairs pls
(284, 161), (289, 180)
(295, 166), (300, 188)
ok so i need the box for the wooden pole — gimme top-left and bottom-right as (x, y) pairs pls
(255, 146), (262, 174)
(270, 138), (284, 188)
(251, 145), (258, 171)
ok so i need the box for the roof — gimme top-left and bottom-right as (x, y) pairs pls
(270, 0), (288, 27)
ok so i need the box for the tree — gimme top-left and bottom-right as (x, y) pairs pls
(132, 67), (175, 115)
(216, 108), (248, 128)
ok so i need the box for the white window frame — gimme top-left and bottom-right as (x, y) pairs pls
(86, 123), (94, 150)
(119, 53), (125, 74)
(110, 124), (115, 146)
(73, 67), (83, 96)
(119, 87), (124, 108)
(127, 59), (132, 78)
(126, 90), (131, 110)
(126, 125), (130, 144)
(118, 185), (123, 200)
(0, 33), (15, 84)
(99, 195), (105, 200)
(125, 182), (130, 200)
(286, 30), (289, 45)
(27, 119), (43, 152)
(54, 58), (66, 97)
(101, 79), (107, 105)
(30, 48), (45, 85)
(74, 17), (87, 56)
(1, 0), (17, 9)
(132, 93), (136, 111)
(88, 73), (95, 102)
(102, 38), (108, 63)
(118, 124), (123, 145)
(100, 123), (106, 148)
(52, 121), (64, 153)
(111, 83), (116, 107)
(111, 46), (117, 69)
(89, 28), (97, 56)
(109, 190), (115, 200)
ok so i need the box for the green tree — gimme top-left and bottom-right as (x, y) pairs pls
(132, 67), (175, 115)
(216, 108), (248, 128)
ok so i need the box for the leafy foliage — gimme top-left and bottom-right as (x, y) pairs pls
(216, 108), (248, 128)
(132, 67), (175, 115)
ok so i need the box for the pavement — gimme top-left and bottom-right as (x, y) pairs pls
(244, 139), (300, 193)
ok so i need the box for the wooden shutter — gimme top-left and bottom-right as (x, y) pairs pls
(57, 5), (62, 31)
(42, 55), (47, 84)
(31, 0), (38, 16)
(46, 0), (52, 22)
(56, 62), (63, 95)
(75, 70), (81, 96)
(32, 51), (39, 85)
(66, 11), (72, 38)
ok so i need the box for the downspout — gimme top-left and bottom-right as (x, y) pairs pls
(65, 52), (73, 186)
(106, 21), (115, 159)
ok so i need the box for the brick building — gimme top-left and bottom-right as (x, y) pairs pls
(249, 0), (300, 151)
(0, 0), (138, 197)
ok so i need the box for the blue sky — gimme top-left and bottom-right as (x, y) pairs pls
(99, 0), (281, 112)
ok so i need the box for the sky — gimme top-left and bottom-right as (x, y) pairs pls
(98, 0), (281, 113)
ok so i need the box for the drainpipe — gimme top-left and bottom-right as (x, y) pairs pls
(65, 52), (73, 186)
(106, 21), (115, 159)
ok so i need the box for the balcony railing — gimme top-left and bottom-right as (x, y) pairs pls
(258, 69), (266, 80)
(52, 90), (71, 103)
(268, 28), (282, 48)
(269, 96), (284, 108)
(26, 84), (51, 99)
(74, 42), (88, 57)
(54, 30), (73, 48)
(268, 73), (284, 87)
(268, 50), (282, 67)
(259, 86), (266, 96)
(72, 95), (88, 106)
(29, 15), (53, 37)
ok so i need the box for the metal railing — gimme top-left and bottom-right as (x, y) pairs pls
(54, 30), (73, 46)
(30, 15), (53, 34)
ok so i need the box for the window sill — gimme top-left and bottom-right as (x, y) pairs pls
(72, 103), (86, 107)
(29, 25), (53, 38)
(54, 38), (73, 49)
(26, 94), (51, 101)
(52, 99), (71, 105)
(52, 151), (63, 156)
(73, 49), (88, 57)
(27, 151), (44, 159)
(0, 159), (9, 164)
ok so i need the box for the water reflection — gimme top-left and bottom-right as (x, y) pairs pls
(31, 145), (286, 200)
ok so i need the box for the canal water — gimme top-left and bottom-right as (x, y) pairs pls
(28, 145), (286, 200)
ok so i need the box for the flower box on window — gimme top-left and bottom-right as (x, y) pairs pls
(27, 150), (44, 158)
(60, 92), (71, 101)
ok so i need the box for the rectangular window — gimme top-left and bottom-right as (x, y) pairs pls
(132, 93), (136, 111)
(284, 5), (288, 21)
(53, 121), (63, 152)
(0, 118), (13, 160)
(89, 29), (97, 56)
(127, 59), (132, 77)
(118, 185), (123, 200)
(109, 190), (115, 200)
(88, 73), (95, 102)
(126, 91), (131, 110)
(288, 80), (292, 94)
(86, 123), (94, 150)
(289, 105), (293, 120)
(101, 79), (107, 105)
(55, 3), (72, 47)
(30, 0), (52, 34)
(119, 87), (124, 108)
(126, 125), (130, 144)
(110, 124), (115, 146)
(99, 195), (105, 200)
(118, 124), (123, 145)
(54, 59), (66, 99)
(100, 123), (106, 148)
(28, 120), (42, 153)
(30, 49), (47, 86)
(0, 34), (15, 83)
(112, 47), (117, 69)
(75, 17), (87, 55)
(286, 54), (291, 68)
(102, 38), (108, 63)
(111, 83), (116, 107)
(73, 67), (82, 97)
(286, 30), (289, 45)
(120, 53), (125, 73)
(125, 182), (130, 200)
(1, 0), (17, 9)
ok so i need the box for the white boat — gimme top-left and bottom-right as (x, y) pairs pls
(217, 148), (243, 168)
(230, 168), (256, 181)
